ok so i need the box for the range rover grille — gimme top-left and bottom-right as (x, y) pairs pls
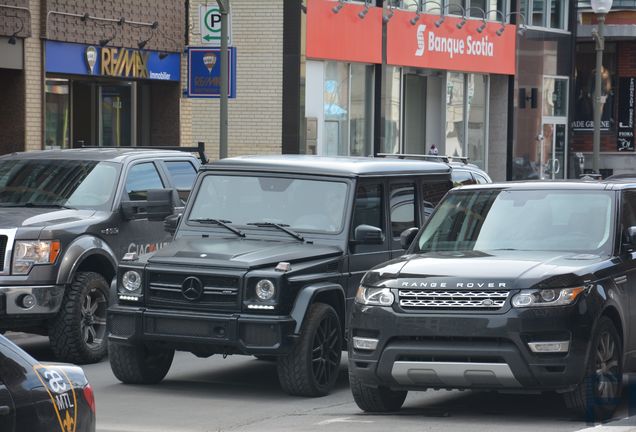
(147, 271), (241, 311)
(399, 290), (509, 310)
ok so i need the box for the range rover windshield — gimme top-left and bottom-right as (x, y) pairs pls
(0, 159), (120, 211)
(416, 189), (615, 255)
(188, 174), (348, 234)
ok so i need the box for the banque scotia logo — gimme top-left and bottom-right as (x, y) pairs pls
(415, 24), (427, 57)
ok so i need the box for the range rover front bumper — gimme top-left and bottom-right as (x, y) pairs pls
(108, 305), (298, 355)
(348, 299), (598, 392)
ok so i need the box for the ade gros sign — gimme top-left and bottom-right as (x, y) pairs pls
(45, 41), (181, 81)
(387, 9), (517, 75)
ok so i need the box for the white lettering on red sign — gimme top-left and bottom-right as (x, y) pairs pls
(419, 29), (494, 59)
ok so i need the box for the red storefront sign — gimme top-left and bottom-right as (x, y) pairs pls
(306, 0), (382, 64)
(387, 9), (517, 75)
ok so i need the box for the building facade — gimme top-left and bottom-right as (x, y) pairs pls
(572, 0), (636, 177)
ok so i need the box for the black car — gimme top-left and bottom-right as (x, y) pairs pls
(0, 147), (200, 364)
(349, 180), (636, 419)
(0, 334), (95, 431)
(108, 155), (456, 397)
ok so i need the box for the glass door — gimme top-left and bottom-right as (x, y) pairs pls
(100, 84), (133, 147)
(540, 123), (566, 180)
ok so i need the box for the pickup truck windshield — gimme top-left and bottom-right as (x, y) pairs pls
(0, 159), (120, 211)
(188, 174), (348, 234)
(416, 189), (615, 254)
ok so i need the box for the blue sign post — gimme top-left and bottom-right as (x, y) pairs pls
(187, 47), (236, 98)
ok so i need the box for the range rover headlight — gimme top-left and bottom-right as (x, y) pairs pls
(355, 286), (394, 306)
(255, 279), (276, 300)
(121, 270), (142, 294)
(512, 287), (586, 308)
(12, 240), (61, 275)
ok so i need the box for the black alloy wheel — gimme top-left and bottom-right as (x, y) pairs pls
(593, 329), (621, 402)
(311, 307), (341, 388)
(81, 286), (108, 350)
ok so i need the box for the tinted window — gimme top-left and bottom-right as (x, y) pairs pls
(125, 163), (164, 201)
(474, 173), (489, 184)
(351, 183), (384, 238)
(621, 190), (636, 251)
(0, 159), (119, 211)
(165, 161), (197, 202)
(421, 179), (452, 220)
(390, 183), (415, 238)
(451, 170), (475, 187)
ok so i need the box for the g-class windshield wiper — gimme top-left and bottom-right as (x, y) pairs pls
(189, 218), (245, 237)
(246, 222), (305, 242)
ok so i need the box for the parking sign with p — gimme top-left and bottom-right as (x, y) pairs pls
(200, 5), (232, 46)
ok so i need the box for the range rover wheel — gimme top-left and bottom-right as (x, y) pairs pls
(277, 303), (342, 397)
(109, 342), (175, 384)
(349, 371), (407, 412)
(49, 271), (109, 364)
(563, 316), (623, 421)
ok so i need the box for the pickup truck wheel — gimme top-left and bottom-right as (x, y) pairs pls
(277, 303), (342, 397)
(563, 316), (622, 421)
(49, 271), (109, 364)
(109, 342), (174, 384)
(349, 371), (407, 412)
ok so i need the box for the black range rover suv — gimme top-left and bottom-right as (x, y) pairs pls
(107, 155), (455, 396)
(349, 180), (636, 419)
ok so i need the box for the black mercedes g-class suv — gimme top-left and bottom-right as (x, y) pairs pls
(0, 147), (200, 364)
(349, 180), (636, 419)
(107, 155), (457, 396)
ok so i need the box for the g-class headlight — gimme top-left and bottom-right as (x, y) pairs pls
(121, 270), (142, 294)
(12, 240), (61, 275)
(511, 287), (586, 308)
(355, 286), (394, 306)
(255, 279), (276, 300)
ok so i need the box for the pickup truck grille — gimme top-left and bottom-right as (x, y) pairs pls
(0, 235), (6, 272)
(147, 271), (241, 311)
(399, 290), (509, 310)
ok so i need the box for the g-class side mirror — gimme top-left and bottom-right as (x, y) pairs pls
(164, 213), (182, 235)
(353, 224), (384, 245)
(400, 227), (419, 250)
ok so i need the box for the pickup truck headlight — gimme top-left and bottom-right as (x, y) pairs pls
(511, 287), (585, 308)
(121, 270), (143, 294)
(355, 286), (394, 306)
(12, 240), (61, 275)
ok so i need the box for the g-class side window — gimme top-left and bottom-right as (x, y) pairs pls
(421, 179), (452, 221)
(350, 182), (386, 253)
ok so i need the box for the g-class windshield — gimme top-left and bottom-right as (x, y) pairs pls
(188, 174), (349, 234)
(416, 189), (615, 254)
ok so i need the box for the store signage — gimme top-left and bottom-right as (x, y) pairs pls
(199, 4), (232, 46)
(617, 77), (635, 152)
(387, 10), (516, 75)
(45, 41), (181, 81)
(186, 47), (236, 98)
(306, 0), (382, 64)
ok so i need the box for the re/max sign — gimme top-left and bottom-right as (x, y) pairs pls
(101, 47), (149, 78)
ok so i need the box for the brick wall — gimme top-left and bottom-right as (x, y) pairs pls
(43, 0), (184, 51)
(24, 0), (40, 151)
(0, 0), (31, 37)
(182, 0), (284, 160)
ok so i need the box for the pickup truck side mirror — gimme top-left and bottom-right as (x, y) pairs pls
(353, 224), (384, 245)
(121, 189), (176, 221)
(400, 227), (419, 250)
(164, 213), (182, 235)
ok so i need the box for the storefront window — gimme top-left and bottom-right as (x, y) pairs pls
(381, 66), (402, 154)
(466, 74), (488, 168)
(350, 64), (374, 156)
(324, 62), (349, 155)
(519, 0), (567, 30)
(543, 77), (567, 117)
(45, 79), (70, 149)
(446, 72), (465, 158)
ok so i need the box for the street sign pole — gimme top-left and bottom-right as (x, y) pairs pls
(217, 0), (229, 159)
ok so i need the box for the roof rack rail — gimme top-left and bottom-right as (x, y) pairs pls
(81, 142), (209, 164)
(376, 153), (470, 165)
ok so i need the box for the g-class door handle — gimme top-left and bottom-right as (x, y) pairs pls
(0, 405), (10, 415)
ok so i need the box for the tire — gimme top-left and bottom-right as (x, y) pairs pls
(563, 316), (623, 421)
(109, 341), (174, 384)
(349, 370), (407, 412)
(277, 303), (342, 397)
(49, 271), (110, 364)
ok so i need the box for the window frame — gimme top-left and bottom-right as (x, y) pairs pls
(519, 0), (569, 32)
(123, 161), (166, 202)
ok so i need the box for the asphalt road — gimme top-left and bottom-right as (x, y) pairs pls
(10, 333), (636, 432)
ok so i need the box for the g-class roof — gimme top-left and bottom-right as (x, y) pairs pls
(204, 155), (451, 177)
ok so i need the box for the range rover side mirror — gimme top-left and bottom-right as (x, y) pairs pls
(164, 213), (182, 235)
(353, 224), (384, 245)
(400, 227), (419, 250)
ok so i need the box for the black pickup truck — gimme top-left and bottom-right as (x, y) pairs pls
(0, 147), (200, 364)
(349, 180), (636, 420)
